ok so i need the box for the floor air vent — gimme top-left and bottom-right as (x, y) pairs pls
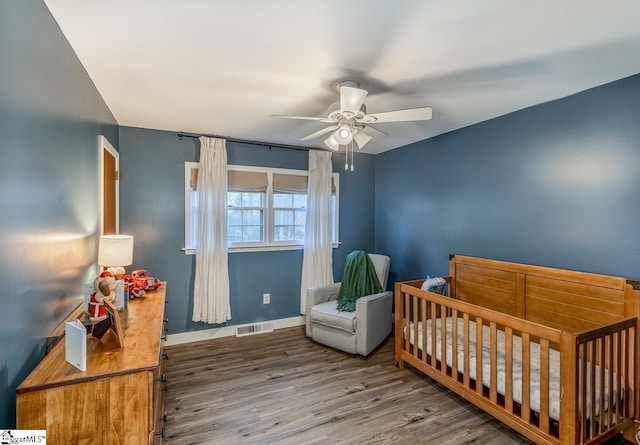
(235, 322), (274, 337)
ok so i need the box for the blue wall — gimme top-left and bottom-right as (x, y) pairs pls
(118, 126), (375, 334)
(375, 74), (640, 283)
(0, 0), (119, 428)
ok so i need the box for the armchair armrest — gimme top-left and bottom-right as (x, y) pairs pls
(355, 291), (393, 356)
(305, 282), (341, 337)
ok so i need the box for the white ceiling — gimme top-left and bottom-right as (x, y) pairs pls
(45, 0), (640, 154)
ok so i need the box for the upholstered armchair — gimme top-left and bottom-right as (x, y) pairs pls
(305, 254), (392, 356)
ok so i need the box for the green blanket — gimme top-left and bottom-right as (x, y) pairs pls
(336, 251), (382, 312)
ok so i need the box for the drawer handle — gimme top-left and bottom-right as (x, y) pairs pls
(155, 426), (165, 438)
(163, 385), (169, 392)
(163, 318), (169, 323)
(155, 374), (167, 383)
(161, 334), (167, 341)
(163, 352), (169, 360)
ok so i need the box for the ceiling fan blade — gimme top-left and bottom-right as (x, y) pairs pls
(299, 125), (339, 141)
(353, 129), (372, 149)
(270, 115), (332, 123)
(340, 86), (368, 117)
(362, 106), (432, 123)
(361, 125), (388, 138)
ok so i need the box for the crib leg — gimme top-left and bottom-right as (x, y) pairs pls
(396, 360), (404, 369)
(622, 422), (639, 443)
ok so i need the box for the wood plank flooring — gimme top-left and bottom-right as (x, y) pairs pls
(163, 327), (632, 445)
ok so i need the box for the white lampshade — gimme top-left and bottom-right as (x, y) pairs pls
(324, 134), (340, 151)
(353, 130), (372, 149)
(98, 235), (134, 267)
(333, 124), (353, 145)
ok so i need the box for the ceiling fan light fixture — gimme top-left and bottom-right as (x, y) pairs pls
(324, 135), (340, 151)
(334, 124), (353, 144)
(353, 130), (372, 149)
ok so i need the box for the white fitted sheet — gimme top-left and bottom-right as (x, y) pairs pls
(406, 317), (619, 422)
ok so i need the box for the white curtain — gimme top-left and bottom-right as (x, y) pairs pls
(193, 137), (231, 324)
(300, 150), (334, 314)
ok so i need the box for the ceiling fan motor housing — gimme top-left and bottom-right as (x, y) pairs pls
(327, 102), (367, 122)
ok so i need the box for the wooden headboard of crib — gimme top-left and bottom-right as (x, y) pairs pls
(448, 255), (640, 333)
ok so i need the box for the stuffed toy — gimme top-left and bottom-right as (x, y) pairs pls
(107, 266), (125, 280)
(89, 271), (116, 322)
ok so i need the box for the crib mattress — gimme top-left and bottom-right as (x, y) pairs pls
(406, 317), (618, 422)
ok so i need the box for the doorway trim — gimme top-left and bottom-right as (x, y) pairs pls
(99, 135), (120, 235)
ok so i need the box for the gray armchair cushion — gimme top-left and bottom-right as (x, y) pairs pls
(305, 282), (341, 336)
(310, 301), (356, 333)
(367, 254), (390, 289)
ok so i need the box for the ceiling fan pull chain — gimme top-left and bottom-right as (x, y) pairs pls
(350, 141), (355, 171)
(344, 145), (349, 171)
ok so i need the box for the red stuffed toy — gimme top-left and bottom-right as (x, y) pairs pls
(123, 269), (161, 299)
(89, 271), (116, 322)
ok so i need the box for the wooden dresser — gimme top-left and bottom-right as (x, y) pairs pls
(16, 284), (168, 445)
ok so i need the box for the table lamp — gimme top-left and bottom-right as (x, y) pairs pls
(98, 234), (134, 279)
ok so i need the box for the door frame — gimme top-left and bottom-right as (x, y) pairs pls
(99, 135), (120, 235)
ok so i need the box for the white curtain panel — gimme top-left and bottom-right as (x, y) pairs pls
(193, 137), (231, 324)
(300, 150), (334, 314)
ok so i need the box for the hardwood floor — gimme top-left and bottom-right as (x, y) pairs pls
(163, 327), (632, 445)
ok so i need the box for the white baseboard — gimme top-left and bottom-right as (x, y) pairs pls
(164, 316), (305, 347)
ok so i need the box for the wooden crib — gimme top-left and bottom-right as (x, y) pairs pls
(395, 255), (640, 445)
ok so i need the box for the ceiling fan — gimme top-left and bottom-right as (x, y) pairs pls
(272, 80), (432, 151)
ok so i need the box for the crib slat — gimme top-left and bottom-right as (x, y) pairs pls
(580, 342), (587, 442)
(441, 306), (447, 373)
(476, 317), (483, 396)
(607, 334), (613, 428)
(522, 332), (531, 423)
(431, 302), (437, 367)
(615, 331), (622, 424)
(540, 338), (550, 434)
(452, 309), (458, 381)
(490, 322), (497, 404)
(598, 338), (605, 434)
(631, 325), (637, 419)
(589, 341), (596, 439)
(463, 313), (470, 388)
(404, 293), (410, 353)
(622, 328), (629, 417)
(505, 327), (513, 413)
(413, 296), (419, 360)
(421, 298), (427, 364)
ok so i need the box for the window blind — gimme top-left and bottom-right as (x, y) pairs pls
(273, 174), (337, 194)
(228, 170), (268, 192)
(273, 174), (307, 194)
(192, 168), (269, 192)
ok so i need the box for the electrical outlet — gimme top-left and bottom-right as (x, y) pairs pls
(263, 293), (270, 304)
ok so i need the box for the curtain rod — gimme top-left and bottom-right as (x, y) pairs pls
(176, 132), (331, 153)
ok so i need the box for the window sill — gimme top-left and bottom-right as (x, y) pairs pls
(182, 242), (341, 255)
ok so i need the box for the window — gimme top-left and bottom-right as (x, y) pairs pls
(185, 163), (339, 253)
(227, 192), (265, 243)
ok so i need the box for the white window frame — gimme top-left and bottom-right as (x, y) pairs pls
(184, 163), (340, 254)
